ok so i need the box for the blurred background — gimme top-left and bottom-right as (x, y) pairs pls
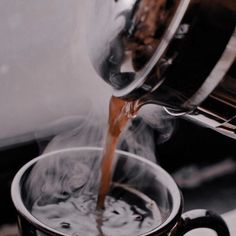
(0, 1), (236, 235)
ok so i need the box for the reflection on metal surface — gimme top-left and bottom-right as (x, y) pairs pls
(90, 0), (236, 138)
(183, 28), (236, 110)
(188, 58), (236, 138)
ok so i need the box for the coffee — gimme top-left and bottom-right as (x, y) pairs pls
(31, 183), (162, 236)
(97, 96), (140, 209)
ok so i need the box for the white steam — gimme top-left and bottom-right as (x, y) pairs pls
(42, 104), (176, 163)
(24, 104), (176, 235)
(138, 104), (176, 144)
(28, 102), (177, 206)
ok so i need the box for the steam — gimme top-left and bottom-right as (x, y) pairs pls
(138, 104), (176, 145)
(43, 113), (107, 154)
(23, 103), (175, 235)
(41, 107), (175, 162)
(26, 102), (176, 203)
(29, 99), (177, 194)
(24, 151), (95, 208)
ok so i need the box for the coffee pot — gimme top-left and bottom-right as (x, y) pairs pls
(88, 0), (236, 138)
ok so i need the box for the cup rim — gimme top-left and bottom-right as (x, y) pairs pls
(11, 146), (182, 236)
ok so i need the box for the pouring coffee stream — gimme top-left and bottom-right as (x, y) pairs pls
(96, 96), (141, 210)
(89, 0), (236, 138)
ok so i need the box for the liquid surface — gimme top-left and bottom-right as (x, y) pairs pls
(31, 184), (162, 236)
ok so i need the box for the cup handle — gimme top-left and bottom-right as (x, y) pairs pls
(173, 209), (230, 236)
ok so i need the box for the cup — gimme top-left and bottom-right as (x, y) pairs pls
(11, 147), (230, 236)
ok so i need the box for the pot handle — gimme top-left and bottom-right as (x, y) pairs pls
(173, 209), (230, 236)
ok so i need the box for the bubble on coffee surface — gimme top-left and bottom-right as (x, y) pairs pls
(31, 183), (162, 236)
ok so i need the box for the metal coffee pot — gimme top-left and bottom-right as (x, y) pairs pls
(88, 0), (236, 138)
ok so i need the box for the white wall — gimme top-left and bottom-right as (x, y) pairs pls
(0, 0), (111, 147)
